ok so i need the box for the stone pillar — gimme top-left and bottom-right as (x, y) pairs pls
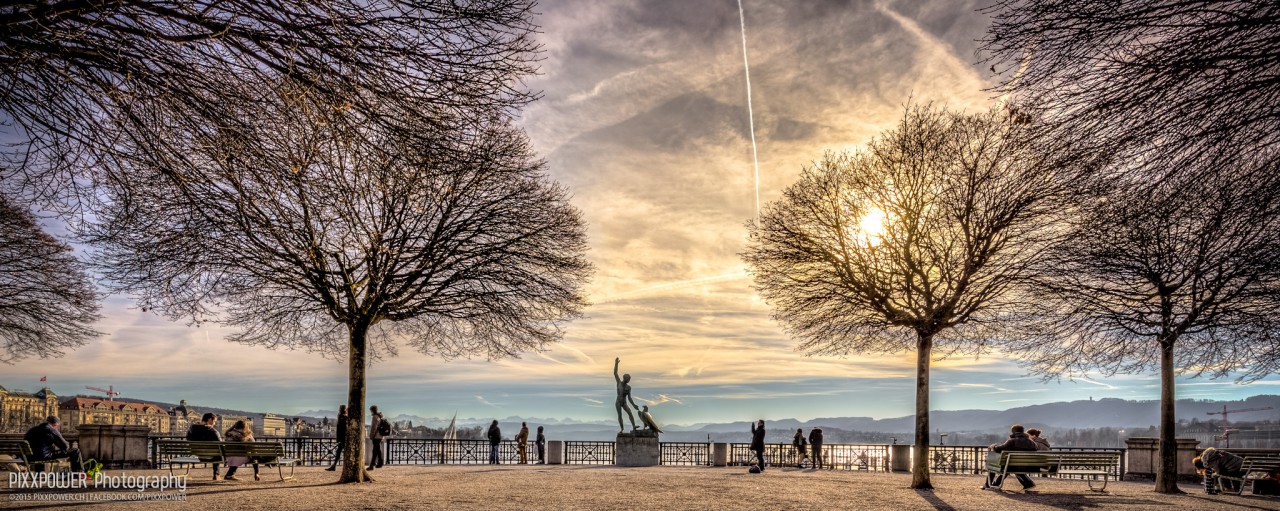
(890, 444), (912, 472)
(1124, 437), (1201, 482)
(547, 440), (565, 465)
(712, 443), (728, 467)
(615, 432), (659, 467)
(76, 424), (150, 468)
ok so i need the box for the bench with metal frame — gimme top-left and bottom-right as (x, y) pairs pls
(986, 451), (1121, 492)
(156, 440), (297, 481)
(0, 439), (32, 472)
(1214, 455), (1280, 496)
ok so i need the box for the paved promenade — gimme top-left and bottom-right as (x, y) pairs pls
(4, 465), (1279, 510)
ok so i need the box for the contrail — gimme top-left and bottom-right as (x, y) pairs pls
(737, 0), (760, 216)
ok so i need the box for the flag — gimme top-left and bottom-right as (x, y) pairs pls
(40, 376), (46, 382)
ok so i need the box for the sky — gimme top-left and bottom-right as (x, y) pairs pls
(8, 0), (1280, 426)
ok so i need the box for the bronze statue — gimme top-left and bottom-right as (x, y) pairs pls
(615, 357), (641, 432)
(638, 405), (662, 433)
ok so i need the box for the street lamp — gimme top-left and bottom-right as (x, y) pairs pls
(939, 433), (948, 446)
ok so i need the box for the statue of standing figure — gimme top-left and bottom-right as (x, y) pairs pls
(615, 357), (642, 432)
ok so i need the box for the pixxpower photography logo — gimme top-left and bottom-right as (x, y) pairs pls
(7, 469), (188, 503)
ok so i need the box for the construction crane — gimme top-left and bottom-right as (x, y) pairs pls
(1207, 405), (1273, 442)
(85, 385), (120, 401)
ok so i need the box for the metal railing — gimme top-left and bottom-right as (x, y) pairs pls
(659, 442), (711, 466)
(730, 443), (891, 471)
(564, 441), (615, 465)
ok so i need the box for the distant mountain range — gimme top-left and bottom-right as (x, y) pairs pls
(297, 395), (1280, 442)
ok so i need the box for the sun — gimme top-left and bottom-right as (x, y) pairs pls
(859, 207), (887, 241)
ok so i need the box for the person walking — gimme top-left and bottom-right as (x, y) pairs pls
(186, 413), (223, 480)
(983, 424), (1039, 490)
(487, 420), (502, 464)
(326, 405), (347, 471)
(808, 427), (824, 470)
(516, 422), (530, 464)
(536, 426), (546, 464)
(793, 428), (809, 468)
(750, 419), (767, 472)
(368, 405), (385, 470)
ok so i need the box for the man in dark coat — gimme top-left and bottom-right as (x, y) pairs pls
(186, 412), (222, 479)
(984, 423), (1039, 490)
(750, 419), (767, 472)
(326, 405), (347, 471)
(1196, 447), (1247, 493)
(535, 426), (546, 464)
(487, 420), (502, 464)
(808, 427), (824, 469)
(24, 416), (83, 472)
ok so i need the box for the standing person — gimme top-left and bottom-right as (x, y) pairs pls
(808, 427), (824, 470)
(325, 405), (347, 471)
(516, 422), (530, 464)
(750, 419), (767, 473)
(487, 420), (502, 464)
(223, 420), (261, 481)
(793, 428), (809, 468)
(186, 413), (222, 480)
(24, 416), (83, 473)
(983, 424), (1039, 490)
(368, 405), (385, 470)
(536, 426), (546, 464)
(614, 357), (641, 432)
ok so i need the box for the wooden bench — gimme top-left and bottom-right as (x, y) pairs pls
(0, 439), (32, 472)
(1214, 454), (1280, 496)
(986, 451), (1121, 491)
(156, 440), (297, 481)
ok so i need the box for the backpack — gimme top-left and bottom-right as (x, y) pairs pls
(748, 465), (762, 474)
(377, 419), (392, 436)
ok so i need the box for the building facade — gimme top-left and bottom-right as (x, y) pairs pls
(60, 397), (171, 434)
(0, 387), (58, 434)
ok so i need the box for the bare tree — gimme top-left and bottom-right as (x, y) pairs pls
(1018, 158), (1280, 493)
(88, 88), (591, 483)
(743, 105), (1071, 489)
(0, 193), (99, 364)
(0, 0), (540, 208)
(981, 0), (1280, 181)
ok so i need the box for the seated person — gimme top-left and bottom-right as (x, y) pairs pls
(24, 416), (83, 473)
(222, 420), (261, 481)
(984, 423), (1039, 490)
(186, 412), (223, 480)
(1195, 447), (1246, 493)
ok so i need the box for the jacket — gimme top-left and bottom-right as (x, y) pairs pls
(808, 428), (823, 445)
(335, 414), (348, 442)
(1032, 436), (1051, 451)
(370, 412), (385, 440)
(225, 427), (254, 442)
(793, 431), (807, 449)
(24, 423), (70, 460)
(487, 423), (502, 446)
(750, 423), (766, 451)
(991, 432), (1038, 452)
(186, 424), (222, 442)
(1202, 447), (1245, 475)
(516, 425), (529, 444)
(536, 431), (546, 447)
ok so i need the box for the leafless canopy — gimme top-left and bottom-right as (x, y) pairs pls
(744, 105), (1074, 489)
(1026, 159), (1280, 382)
(88, 87), (590, 362)
(0, 193), (99, 364)
(745, 106), (1069, 357)
(981, 0), (1280, 179)
(0, 0), (541, 206)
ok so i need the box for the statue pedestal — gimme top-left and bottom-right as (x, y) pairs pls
(615, 431), (659, 466)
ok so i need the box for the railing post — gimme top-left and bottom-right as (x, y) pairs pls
(548, 440), (564, 464)
(712, 443), (728, 467)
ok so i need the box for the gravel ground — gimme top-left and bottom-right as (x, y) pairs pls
(4, 465), (1280, 511)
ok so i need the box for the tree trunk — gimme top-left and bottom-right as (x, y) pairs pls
(911, 331), (934, 490)
(1154, 337), (1182, 493)
(339, 319), (373, 483)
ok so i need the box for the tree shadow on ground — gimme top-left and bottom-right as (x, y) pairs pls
(993, 490), (1194, 511)
(913, 489), (957, 511)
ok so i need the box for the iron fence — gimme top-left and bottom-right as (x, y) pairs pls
(729, 443), (891, 471)
(564, 441), (615, 465)
(659, 442), (711, 466)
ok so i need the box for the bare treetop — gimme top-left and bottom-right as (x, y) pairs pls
(0, 194), (100, 364)
(0, 0), (542, 205)
(982, 0), (1280, 176)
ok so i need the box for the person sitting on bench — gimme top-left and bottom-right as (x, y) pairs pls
(186, 412), (223, 480)
(983, 423), (1038, 490)
(24, 416), (83, 473)
(1195, 447), (1246, 494)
